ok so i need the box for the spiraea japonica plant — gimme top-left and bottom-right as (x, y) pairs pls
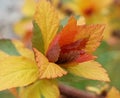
(0, 0), (110, 98)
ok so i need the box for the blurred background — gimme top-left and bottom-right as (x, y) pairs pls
(0, 0), (120, 97)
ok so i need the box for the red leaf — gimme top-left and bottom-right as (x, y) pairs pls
(46, 35), (61, 62)
(56, 39), (88, 64)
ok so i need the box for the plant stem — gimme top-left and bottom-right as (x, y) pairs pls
(59, 84), (105, 98)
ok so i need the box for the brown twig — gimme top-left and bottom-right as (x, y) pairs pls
(59, 84), (105, 98)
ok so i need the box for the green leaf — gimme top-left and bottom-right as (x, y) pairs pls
(32, 21), (45, 54)
(0, 56), (39, 91)
(0, 39), (20, 56)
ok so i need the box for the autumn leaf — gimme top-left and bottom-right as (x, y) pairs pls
(34, 0), (60, 52)
(33, 48), (67, 79)
(66, 61), (110, 81)
(0, 56), (39, 91)
(75, 24), (105, 53)
(56, 17), (104, 54)
(58, 16), (78, 47)
(33, 15), (109, 81)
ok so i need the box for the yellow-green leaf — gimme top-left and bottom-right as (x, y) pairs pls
(34, 0), (60, 52)
(0, 40), (34, 61)
(0, 56), (39, 91)
(67, 61), (110, 81)
(12, 40), (34, 61)
(20, 81), (41, 98)
(20, 80), (59, 98)
(39, 80), (60, 98)
(106, 87), (120, 98)
(0, 39), (20, 56)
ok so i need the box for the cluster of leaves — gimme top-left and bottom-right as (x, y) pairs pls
(0, 0), (120, 98)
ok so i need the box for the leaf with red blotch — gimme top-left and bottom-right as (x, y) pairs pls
(33, 48), (67, 79)
(34, 0), (60, 52)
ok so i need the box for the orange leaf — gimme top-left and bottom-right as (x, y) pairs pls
(75, 24), (105, 53)
(58, 16), (78, 47)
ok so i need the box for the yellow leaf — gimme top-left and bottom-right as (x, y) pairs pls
(34, 0), (60, 52)
(33, 48), (67, 79)
(0, 56), (39, 91)
(20, 81), (41, 98)
(66, 61), (110, 81)
(39, 80), (60, 98)
(22, 0), (36, 16)
(106, 87), (120, 98)
(12, 40), (34, 61)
